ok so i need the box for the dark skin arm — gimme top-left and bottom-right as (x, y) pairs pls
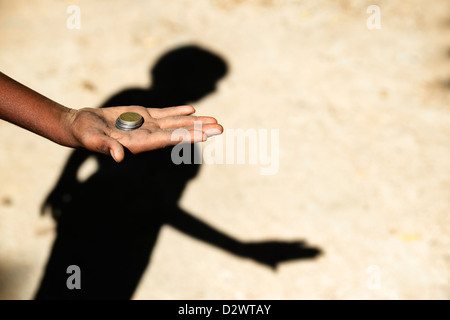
(0, 72), (223, 162)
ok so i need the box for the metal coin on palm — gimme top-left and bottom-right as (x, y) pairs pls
(115, 112), (144, 131)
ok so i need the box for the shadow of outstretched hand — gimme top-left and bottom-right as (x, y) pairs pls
(240, 241), (321, 270)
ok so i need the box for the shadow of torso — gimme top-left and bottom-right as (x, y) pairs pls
(35, 45), (321, 300)
(36, 45), (228, 299)
(36, 86), (200, 299)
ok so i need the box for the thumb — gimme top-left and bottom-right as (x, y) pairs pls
(99, 136), (125, 162)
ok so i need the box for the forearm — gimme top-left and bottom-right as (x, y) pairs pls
(0, 72), (224, 161)
(0, 72), (79, 148)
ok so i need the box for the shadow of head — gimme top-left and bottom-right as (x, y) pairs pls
(150, 45), (228, 104)
(86, 44), (229, 203)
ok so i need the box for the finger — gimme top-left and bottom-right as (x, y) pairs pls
(176, 123), (224, 137)
(126, 129), (207, 154)
(147, 105), (195, 119)
(164, 124), (223, 144)
(204, 124), (223, 137)
(157, 116), (218, 129)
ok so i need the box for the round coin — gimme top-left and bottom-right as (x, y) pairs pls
(116, 112), (144, 131)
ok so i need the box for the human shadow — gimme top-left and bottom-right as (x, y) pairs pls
(34, 44), (322, 300)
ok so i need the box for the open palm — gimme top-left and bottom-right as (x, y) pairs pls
(68, 105), (222, 162)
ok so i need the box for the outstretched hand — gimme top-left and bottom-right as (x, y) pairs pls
(67, 105), (222, 162)
(0, 72), (222, 162)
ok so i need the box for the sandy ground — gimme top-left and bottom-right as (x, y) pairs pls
(0, 0), (449, 300)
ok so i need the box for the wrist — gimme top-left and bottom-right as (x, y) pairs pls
(59, 107), (82, 149)
(51, 105), (81, 148)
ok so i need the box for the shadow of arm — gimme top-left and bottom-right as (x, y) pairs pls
(167, 207), (242, 255)
(167, 207), (322, 270)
